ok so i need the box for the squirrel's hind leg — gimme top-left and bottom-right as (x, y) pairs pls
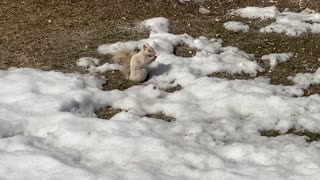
(121, 63), (131, 79)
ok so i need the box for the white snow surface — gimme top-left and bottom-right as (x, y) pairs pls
(142, 17), (171, 34)
(261, 53), (294, 69)
(230, 7), (320, 36)
(2, 17), (320, 179)
(77, 57), (121, 74)
(224, 21), (250, 32)
(290, 68), (320, 89)
(77, 57), (100, 68)
(230, 6), (280, 19)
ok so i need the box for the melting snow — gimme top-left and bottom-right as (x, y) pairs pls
(261, 53), (294, 69)
(1, 16), (320, 180)
(230, 6), (280, 19)
(224, 21), (250, 32)
(230, 6), (320, 36)
(290, 68), (320, 89)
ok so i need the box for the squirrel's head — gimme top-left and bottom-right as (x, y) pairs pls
(143, 44), (157, 61)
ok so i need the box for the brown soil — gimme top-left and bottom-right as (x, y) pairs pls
(102, 70), (139, 91)
(164, 84), (183, 93)
(146, 112), (176, 122)
(95, 106), (122, 120)
(174, 44), (197, 57)
(260, 128), (320, 142)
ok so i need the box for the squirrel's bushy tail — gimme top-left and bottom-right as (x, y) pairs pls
(111, 49), (136, 79)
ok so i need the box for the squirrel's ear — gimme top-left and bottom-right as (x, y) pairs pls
(143, 44), (147, 49)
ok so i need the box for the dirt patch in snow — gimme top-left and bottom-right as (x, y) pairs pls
(174, 44), (197, 57)
(95, 106), (122, 120)
(95, 107), (176, 122)
(164, 84), (183, 93)
(261, 128), (320, 142)
(146, 112), (176, 122)
(303, 85), (320, 96)
(102, 70), (139, 91)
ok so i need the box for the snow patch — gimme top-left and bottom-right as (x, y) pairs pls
(142, 17), (171, 34)
(290, 68), (320, 88)
(261, 53), (294, 69)
(77, 57), (100, 68)
(98, 26), (263, 80)
(230, 6), (280, 19)
(224, 21), (250, 32)
(77, 57), (121, 74)
(230, 7), (320, 36)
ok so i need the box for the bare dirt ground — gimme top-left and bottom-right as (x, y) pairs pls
(0, 0), (320, 77)
(2, 0), (320, 136)
(1, 0), (320, 83)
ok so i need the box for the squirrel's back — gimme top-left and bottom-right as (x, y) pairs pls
(111, 49), (136, 65)
(111, 49), (136, 79)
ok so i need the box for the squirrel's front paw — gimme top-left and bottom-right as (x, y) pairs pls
(151, 55), (157, 61)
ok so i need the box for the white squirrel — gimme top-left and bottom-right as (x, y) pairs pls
(112, 43), (157, 82)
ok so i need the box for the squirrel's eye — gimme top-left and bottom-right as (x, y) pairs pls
(148, 50), (151, 52)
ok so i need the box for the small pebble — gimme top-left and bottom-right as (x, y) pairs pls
(199, 7), (210, 15)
